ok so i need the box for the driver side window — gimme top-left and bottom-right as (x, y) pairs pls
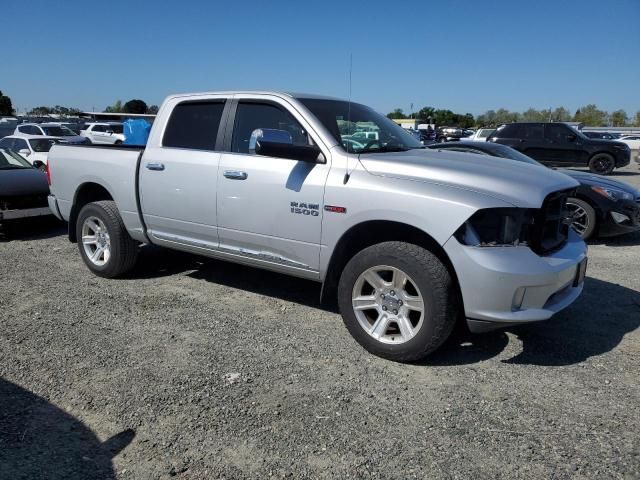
(231, 102), (310, 154)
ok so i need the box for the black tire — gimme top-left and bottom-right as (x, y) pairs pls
(76, 200), (138, 278)
(566, 197), (597, 240)
(438, 137), (446, 143)
(337, 241), (459, 362)
(115, 140), (123, 145)
(588, 153), (615, 175)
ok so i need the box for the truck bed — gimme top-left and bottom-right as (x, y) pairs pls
(47, 143), (147, 241)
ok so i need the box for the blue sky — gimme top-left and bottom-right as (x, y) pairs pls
(4, 0), (639, 116)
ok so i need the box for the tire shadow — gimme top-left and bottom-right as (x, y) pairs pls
(0, 378), (134, 480)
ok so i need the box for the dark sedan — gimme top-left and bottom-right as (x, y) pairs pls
(427, 141), (640, 240)
(0, 149), (51, 224)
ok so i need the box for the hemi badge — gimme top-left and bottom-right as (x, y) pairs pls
(324, 205), (347, 214)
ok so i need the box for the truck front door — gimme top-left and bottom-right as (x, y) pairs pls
(139, 97), (228, 250)
(216, 96), (330, 277)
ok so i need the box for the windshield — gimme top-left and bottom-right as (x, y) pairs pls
(42, 126), (76, 136)
(29, 138), (58, 152)
(478, 129), (495, 138)
(487, 144), (542, 166)
(299, 98), (423, 153)
(0, 148), (33, 169)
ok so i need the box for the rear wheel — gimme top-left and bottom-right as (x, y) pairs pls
(566, 197), (597, 240)
(338, 241), (458, 362)
(76, 201), (138, 278)
(588, 153), (615, 175)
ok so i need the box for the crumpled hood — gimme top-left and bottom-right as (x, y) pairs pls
(559, 169), (639, 194)
(0, 168), (49, 197)
(359, 149), (579, 208)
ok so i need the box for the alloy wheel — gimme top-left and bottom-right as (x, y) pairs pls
(81, 216), (111, 266)
(351, 266), (425, 344)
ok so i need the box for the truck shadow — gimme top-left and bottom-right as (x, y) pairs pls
(132, 248), (639, 367)
(0, 377), (134, 480)
(425, 277), (640, 367)
(0, 217), (66, 241)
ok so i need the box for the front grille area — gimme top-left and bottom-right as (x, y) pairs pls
(529, 190), (572, 255)
(0, 194), (48, 211)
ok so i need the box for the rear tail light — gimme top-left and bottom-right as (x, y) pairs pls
(45, 161), (52, 185)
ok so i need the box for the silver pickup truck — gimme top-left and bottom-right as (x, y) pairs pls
(47, 91), (587, 361)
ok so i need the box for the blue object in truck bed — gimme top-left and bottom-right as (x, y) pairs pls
(123, 119), (151, 145)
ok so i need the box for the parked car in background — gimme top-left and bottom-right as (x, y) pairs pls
(488, 122), (631, 175)
(467, 128), (496, 142)
(618, 135), (640, 151)
(14, 123), (89, 144)
(80, 122), (125, 145)
(427, 141), (640, 240)
(0, 148), (51, 224)
(0, 135), (60, 168)
(436, 127), (466, 143)
(47, 90), (587, 361)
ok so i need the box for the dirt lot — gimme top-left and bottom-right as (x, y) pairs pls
(1, 165), (639, 479)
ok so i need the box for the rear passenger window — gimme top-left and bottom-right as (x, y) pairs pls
(163, 101), (225, 150)
(93, 125), (106, 132)
(523, 124), (543, 139)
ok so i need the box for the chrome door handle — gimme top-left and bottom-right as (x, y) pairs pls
(145, 162), (165, 171)
(223, 170), (248, 180)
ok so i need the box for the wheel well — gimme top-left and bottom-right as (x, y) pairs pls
(320, 221), (461, 307)
(68, 183), (113, 242)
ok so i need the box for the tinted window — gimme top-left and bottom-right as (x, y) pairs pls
(494, 124), (523, 138)
(232, 102), (310, 154)
(0, 138), (12, 149)
(523, 124), (543, 139)
(545, 124), (572, 142)
(92, 124), (106, 132)
(13, 138), (29, 151)
(30, 138), (58, 152)
(163, 101), (225, 150)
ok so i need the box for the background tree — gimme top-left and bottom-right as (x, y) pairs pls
(146, 105), (159, 115)
(123, 99), (148, 114)
(0, 90), (14, 115)
(386, 108), (407, 119)
(28, 106), (53, 116)
(104, 100), (123, 113)
(610, 109), (628, 127)
(416, 106), (435, 122)
(573, 104), (607, 126)
(550, 107), (572, 122)
(634, 111), (640, 127)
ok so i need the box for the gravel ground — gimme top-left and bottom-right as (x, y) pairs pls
(1, 165), (639, 479)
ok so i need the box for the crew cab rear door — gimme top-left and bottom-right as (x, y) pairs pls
(216, 95), (331, 277)
(139, 96), (229, 249)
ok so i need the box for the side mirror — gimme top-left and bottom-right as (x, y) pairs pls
(18, 148), (31, 157)
(249, 128), (323, 163)
(566, 133), (577, 142)
(32, 160), (45, 170)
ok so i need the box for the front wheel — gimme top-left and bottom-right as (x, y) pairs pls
(76, 201), (138, 278)
(588, 153), (615, 175)
(337, 241), (459, 362)
(566, 197), (597, 240)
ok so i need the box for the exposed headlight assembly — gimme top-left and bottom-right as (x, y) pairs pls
(591, 186), (634, 201)
(455, 208), (535, 247)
